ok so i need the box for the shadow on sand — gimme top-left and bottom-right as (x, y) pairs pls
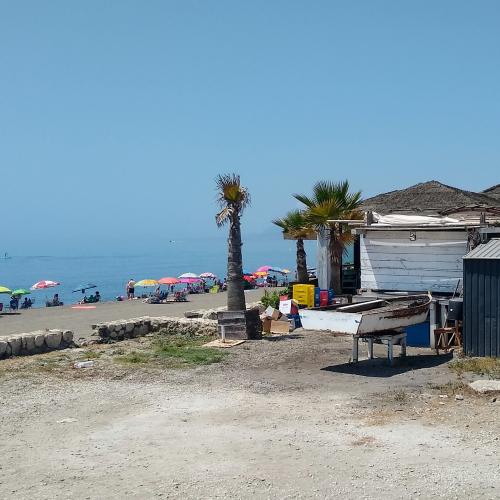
(263, 334), (304, 342)
(321, 352), (453, 378)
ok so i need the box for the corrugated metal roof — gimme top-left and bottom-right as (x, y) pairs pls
(464, 238), (500, 259)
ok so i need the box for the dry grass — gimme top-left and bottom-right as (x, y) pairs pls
(449, 357), (500, 378)
(0, 334), (225, 380)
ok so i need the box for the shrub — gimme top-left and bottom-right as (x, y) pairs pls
(261, 289), (287, 309)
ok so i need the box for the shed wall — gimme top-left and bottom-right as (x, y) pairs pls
(360, 230), (467, 293)
(463, 260), (500, 357)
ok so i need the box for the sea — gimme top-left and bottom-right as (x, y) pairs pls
(0, 235), (318, 308)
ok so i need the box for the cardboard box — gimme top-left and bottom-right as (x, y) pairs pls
(262, 317), (272, 333)
(279, 299), (299, 315)
(270, 320), (290, 334)
(264, 306), (281, 321)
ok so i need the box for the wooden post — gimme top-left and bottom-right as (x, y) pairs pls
(317, 228), (331, 290)
(429, 300), (437, 349)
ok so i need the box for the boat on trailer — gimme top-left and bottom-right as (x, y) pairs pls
(299, 294), (431, 335)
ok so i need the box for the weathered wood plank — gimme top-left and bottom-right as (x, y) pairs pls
(360, 230), (466, 292)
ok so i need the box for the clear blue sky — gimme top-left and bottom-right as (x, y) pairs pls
(1, 0), (499, 254)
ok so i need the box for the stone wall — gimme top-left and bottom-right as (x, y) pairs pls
(92, 316), (217, 342)
(0, 329), (74, 359)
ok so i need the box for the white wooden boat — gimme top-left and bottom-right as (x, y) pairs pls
(299, 294), (431, 335)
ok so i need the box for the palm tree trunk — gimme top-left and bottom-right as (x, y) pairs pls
(226, 212), (246, 311)
(329, 228), (342, 294)
(296, 238), (309, 283)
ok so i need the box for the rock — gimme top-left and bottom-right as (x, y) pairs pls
(45, 330), (62, 348)
(0, 340), (7, 356)
(455, 394), (464, 401)
(202, 310), (218, 320)
(56, 417), (78, 423)
(62, 330), (74, 343)
(138, 325), (149, 336)
(125, 322), (135, 333)
(34, 332), (46, 348)
(8, 336), (22, 355)
(184, 311), (202, 319)
(490, 397), (497, 403)
(468, 380), (500, 394)
(21, 333), (36, 352)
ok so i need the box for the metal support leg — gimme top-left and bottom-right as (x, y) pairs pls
(352, 336), (359, 363)
(387, 338), (394, 366)
(401, 336), (406, 357)
(367, 338), (374, 359)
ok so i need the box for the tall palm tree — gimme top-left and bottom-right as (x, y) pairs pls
(294, 180), (362, 293)
(272, 210), (312, 284)
(215, 173), (250, 311)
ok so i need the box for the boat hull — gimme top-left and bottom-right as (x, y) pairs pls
(299, 296), (430, 335)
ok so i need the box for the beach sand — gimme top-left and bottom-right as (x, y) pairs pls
(0, 289), (265, 339)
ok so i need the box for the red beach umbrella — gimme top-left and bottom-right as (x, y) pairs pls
(31, 280), (60, 290)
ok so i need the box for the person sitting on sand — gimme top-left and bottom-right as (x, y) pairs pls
(10, 296), (19, 311)
(52, 293), (63, 306)
(95, 291), (101, 302)
(127, 279), (135, 300)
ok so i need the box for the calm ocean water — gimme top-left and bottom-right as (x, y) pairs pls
(0, 235), (318, 307)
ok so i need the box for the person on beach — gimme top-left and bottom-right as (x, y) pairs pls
(127, 279), (136, 299)
(95, 291), (101, 302)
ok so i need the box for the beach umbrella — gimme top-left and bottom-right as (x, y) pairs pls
(179, 272), (198, 279)
(243, 275), (256, 282)
(179, 277), (202, 284)
(199, 272), (217, 279)
(281, 269), (291, 274)
(256, 265), (273, 273)
(135, 279), (159, 287)
(254, 271), (268, 277)
(31, 280), (60, 290)
(158, 277), (180, 285)
(0, 286), (12, 294)
(11, 288), (31, 296)
(72, 283), (97, 293)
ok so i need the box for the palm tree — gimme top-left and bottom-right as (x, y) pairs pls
(215, 173), (250, 311)
(294, 180), (362, 293)
(272, 210), (312, 284)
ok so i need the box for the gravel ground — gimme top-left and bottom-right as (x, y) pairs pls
(0, 331), (498, 499)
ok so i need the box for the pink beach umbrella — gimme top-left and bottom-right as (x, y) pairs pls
(179, 277), (202, 284)
(256, 265), (272, 273)
(31, 280), (60, 290)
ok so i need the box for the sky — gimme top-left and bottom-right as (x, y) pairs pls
(1, 0), (499, 254)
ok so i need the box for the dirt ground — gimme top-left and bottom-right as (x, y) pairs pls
(0, 330), (499, 499)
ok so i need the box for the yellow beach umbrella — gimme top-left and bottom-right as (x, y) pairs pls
(0, 285), (12, 294)
(281, 269), (291, 274)
(135, 279), (158, 287)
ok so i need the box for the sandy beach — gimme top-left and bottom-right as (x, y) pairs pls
(0, 289), (265, 339)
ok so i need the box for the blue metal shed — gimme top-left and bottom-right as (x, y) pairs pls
(463, 239), (500, 357)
